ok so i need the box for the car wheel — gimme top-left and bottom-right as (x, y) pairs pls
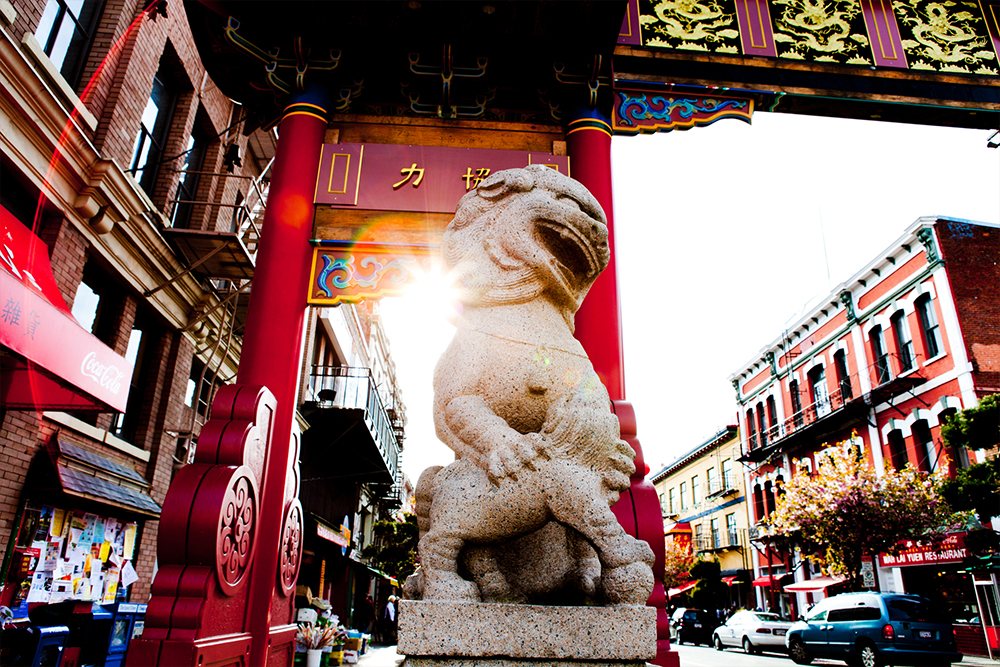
(714, 635), (724, 651)
(788, 638), (812, 665)
(742, 637), (756, 655)
(677, 632), (684, 645)
(858, 642), (882, 667)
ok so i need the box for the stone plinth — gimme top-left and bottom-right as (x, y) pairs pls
(398, 600), (656, 667)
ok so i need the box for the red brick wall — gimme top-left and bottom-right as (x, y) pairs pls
(936, 221), (1000, 392)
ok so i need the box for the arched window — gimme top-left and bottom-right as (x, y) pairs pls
(871, 326), (890, 385)
(790, 380), (803, 427)
(766, 395), (778, 440)
(939, 408), (969, 471)
(747, 407), (757, 450)
(911, 420), (936, 473)
(886, 430), (908, 470)
(753, 485), (765, 521)
(916, 295), (941, 359)
(891, 311), (914, 372)
(834, 349), (852, 402)
(763, 481), (776, 516)
(808, 365), (830, 417)
(757, 406), (768, 447)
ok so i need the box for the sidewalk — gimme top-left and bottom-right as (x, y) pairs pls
(357, 644), (404, 667)
(960, 655), (1000, 666)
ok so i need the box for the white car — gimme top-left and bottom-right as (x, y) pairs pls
(713, 610), (794, 654)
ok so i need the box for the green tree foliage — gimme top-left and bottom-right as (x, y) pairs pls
(939, 457), (1000, 524)
(941, 393), (1000, 452)
(689, 559), (729, 612)
(770, 435), (953, 589)
(663, 540), (696, 590)
(360, 514), (419, 582)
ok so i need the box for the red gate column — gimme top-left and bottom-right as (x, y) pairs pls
(238, 92), (329, 666)
(566, 107), (678, 667)
(566, 111), (624, 402)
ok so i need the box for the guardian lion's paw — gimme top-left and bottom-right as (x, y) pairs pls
(423, 576), (482, 603)
(601, 560), (654, 605)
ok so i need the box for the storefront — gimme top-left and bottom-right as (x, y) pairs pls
(880, 532), (1000, 657)
(0, 437), (161, 619)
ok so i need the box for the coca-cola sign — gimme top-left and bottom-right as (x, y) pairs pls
(80, 351), (126, 395)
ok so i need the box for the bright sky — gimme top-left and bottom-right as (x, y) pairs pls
(382, 112), (1000, 483)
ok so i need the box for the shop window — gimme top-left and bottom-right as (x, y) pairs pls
(916, 295), (941, 359)
(33, 0), (104, 89)
(129, 74), (177, 195)
(886, 429), (908, 471)
(789, 380), (803, 426)
(891, 312), (914, 372)
(911, 419), (936, 473)
(808, 365), (830, 417)
(833, 349), (852, 401)
(871, 326), (890, 385)
(170, 128), (209, 229)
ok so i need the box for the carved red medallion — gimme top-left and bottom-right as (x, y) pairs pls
(217, 467), (258, 595)
(278, 499), (303, 596)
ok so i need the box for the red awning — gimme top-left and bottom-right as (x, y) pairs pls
(722, 576), (738, 585)
(0, 207), (132, 412)
(668, 580), (697, 597)
(783, 576), (846, 593)
(752, 574), (792, 587)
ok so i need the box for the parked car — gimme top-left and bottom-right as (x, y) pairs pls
(785, 592), (962, 667)
(713, 609), (793, 654)
(675, 608), (715, 646)
(669, 607), (687, 640)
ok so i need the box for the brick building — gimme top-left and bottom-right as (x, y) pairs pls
(729, 216), (999, 625)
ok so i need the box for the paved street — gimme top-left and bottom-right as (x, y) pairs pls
(350, 643), (1000, 667)
(673, 642), (998, 667)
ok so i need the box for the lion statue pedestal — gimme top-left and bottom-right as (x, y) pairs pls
(398, 166), (656, 667)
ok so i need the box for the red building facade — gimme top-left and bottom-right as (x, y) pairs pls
(730, 216), (999, 621)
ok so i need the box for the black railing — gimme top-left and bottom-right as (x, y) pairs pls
(307, 365), (401, 482)
(706, 472), (737, 497)
(693, 528), (745, 553)
(746, 353), (924, 454)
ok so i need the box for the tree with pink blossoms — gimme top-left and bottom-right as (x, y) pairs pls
(769, 433), (955, 590)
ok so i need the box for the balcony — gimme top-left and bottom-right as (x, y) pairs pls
(300, 366), (402, 485)
(742, 353), (926, 463)
(694, 528), (746, 554)
(705, 472), (739, 499)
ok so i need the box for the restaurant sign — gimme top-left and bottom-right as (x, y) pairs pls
(878, 533), (968, 568)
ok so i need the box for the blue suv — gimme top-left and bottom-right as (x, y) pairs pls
(785, 592), (961, 667)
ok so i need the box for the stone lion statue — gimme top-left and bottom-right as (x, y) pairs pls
(403, 165), (654, 606)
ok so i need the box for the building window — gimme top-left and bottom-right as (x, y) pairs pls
(230, 190), (246, 233)
(911, 420), (937, 473)
(34, 0), (103, 89)
(891, 311), (914, 372)
(763, 481), (775, 517)
(171, 130), (209, 229)
(668, 487), (676, 514)
(691, 475), (700, 506)
(939, 408), (969, 470)
(808, 365), (830, 417)
(833, 349), (852, 402)
(679, 481), (687, 510)
(753, 485), (764, 521)
(756, 406), (768, 447)
(706, 466), (716, 495)
(871, 325), (890, 385)
(789, 380), (803, 426)
(721, 458), (733, 491)
(887, 429), (908, 471)
(130, 74), (176, 195)
(916, 295), (941, 359)
(710, 517), (720, 549)
(693, 523), (703, 551)
(766, 395), (778, 440)
(747, 407), (757, 449)
(726, 512), (738, 547)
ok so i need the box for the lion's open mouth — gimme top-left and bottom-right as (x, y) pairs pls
(535, 219), (603, 288)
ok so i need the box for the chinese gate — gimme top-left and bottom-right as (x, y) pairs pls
(127, 2), (1000, 665)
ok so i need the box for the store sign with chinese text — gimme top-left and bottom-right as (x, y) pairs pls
(878, 533), (967, 568)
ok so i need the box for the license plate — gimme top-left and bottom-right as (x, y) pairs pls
(694, 623), (702, 628)
(918, 630), (933, 639)
(774, 629), (786, 636)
